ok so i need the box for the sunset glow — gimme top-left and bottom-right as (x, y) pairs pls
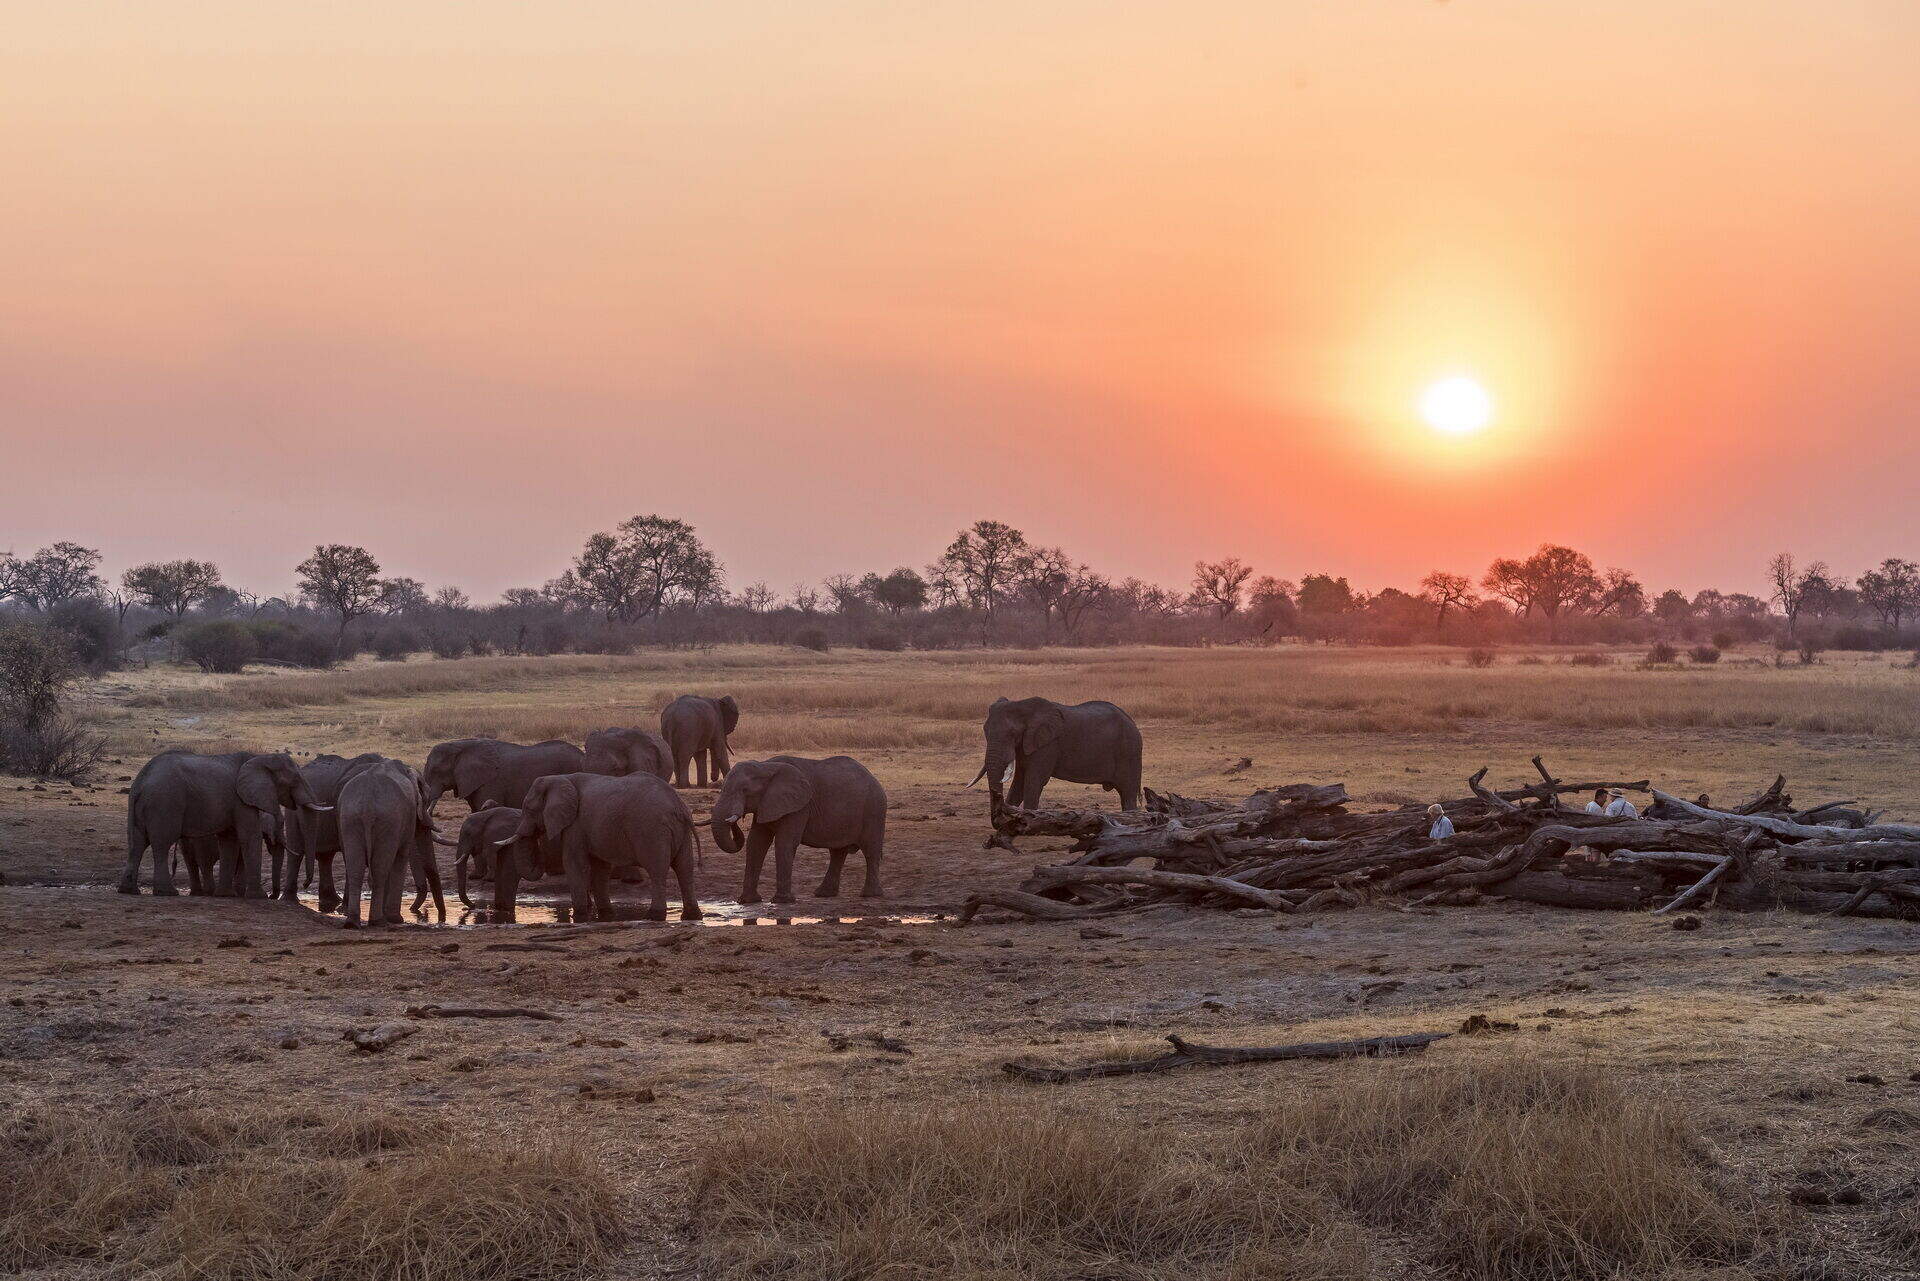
(1, 3), (1916, 596)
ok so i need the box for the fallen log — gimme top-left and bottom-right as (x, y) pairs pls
(1490, 871), (1650, 911)
(1021, 864), (1298, 911)
(1652, 791), (1920, 843)
(956, 890), (1129, 923)
(1652, 856), (1732, 915)
(406, 1004), (561, 1021)
(1004, 1030), (1450, 1083)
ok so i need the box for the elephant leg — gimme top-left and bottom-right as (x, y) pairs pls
(1021, 773), (1049, 810)
(695, 748), (709, 788)
(1006, 763), (1028, 811)
(317, 853), (340, 913)
(562, 845), (595, 921)
(1118, 776), (1140, 811)
(419, 835), (447, 922)
(340, 839), (366, 928)
(674, 836), (703, 921)
(815, 847), (851, 898)
(673, 752), (692, 788)
(738, 825), (776, 904)
(592, 861), (617, 922)
(710, 743), (729, 779)
(858, 829), (885, 898)
(772, 828), (802, 905)
(183, 839), (207, 895)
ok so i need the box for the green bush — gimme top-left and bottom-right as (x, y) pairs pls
(1645, 642), (1679, 665)
(177, 620), (258, 674)
(370, 626), (418, 661)
(1688, 645), (1721, 664)
(245, 621), (335, 669)
(1710, 631), (1736, 652)
(1566, 652), (1610, 667)
(1465, 647), (1496, 668)
(792, 626), (831, 652)
(862, 629), (904, 652)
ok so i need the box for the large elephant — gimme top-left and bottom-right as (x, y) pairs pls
(583, 727), (674, 781)
(421, 738), (589, 812)
(449, 803), (540, 908)
(282, 752), (387, 910)
(710, 755), (887, 904)
(972, 697), (1142, 816)
(660, 694), (738, 787)
(122, 751), (329, 897)
(336, 758), (447, 927)
(497, 773), (701, 922)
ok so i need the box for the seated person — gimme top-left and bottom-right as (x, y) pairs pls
(1426, 803), (1455, 839)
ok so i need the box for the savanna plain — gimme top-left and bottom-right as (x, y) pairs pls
(5, 643), (1920, 1280)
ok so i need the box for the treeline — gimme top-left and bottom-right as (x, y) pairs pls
(6, 523), (1920, 679)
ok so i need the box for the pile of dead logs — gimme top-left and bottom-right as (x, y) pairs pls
(962, 761), (1920, 923)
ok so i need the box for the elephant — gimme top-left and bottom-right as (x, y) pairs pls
(122, 750), (329, 897)
(709, 755), (887, 904)
(448, 802), (540, 908)
(660, 694), (738, 787)
(583, 726), (674, 781)
(282, 752), (387, 910)
(421, 737), (589, 812)
(496, 773), (701, 922)
(971, 697), (1142, 816)
(336, 758), (448, 927)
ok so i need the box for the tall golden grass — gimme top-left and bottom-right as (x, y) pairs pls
(0, 1104), (622, 1279)
(691, 1055), (1770, 1281)
(123, 644), (1920, 742)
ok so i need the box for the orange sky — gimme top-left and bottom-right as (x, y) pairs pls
(3, 1), (1917, 599)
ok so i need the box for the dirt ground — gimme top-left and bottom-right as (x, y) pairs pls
(5, 649), (1920, 1278)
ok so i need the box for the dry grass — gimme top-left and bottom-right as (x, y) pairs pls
(110, 644), (1920, 743)
(691, 1054), (1774, 1281)
(0, 1103), (622, 1279)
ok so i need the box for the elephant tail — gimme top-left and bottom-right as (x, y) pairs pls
(686, 819), (704, 870)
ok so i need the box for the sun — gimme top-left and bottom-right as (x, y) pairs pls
(1418, 375), (1493, 435)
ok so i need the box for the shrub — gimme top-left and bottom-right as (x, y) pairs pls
(0, 620), (81, 731)
(1799, 639), (1824, 665)
(50, 598), (122, 673)
(177, 620), (259, 674)
(1566, 652), (1610, 667)
(1689, 645), (1721, 664)
(1833, 625), (1884, 652)
(1710, 631), (1736, 652)
(861, 629), (904, 652)
(370, 626), (418, 662)
(1, 715), (109, 781)
(792, 626), (831, 652)
(246, 621), (336, 669)
(427, 630), (469, 660)
(1464, 647), (1496, 668)
(1645, 642), (1679, 665)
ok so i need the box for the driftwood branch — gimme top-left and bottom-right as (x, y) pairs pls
(1651, 791), (1920, 842)
(1651, 855), (1732, 915)
(1004, 1030), (1450, 1083)
(406, 1004), (561, 1021)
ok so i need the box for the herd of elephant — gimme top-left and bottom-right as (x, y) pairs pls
(117, 692), (1145, 927)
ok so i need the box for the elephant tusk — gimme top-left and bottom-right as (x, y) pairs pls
(304, 803), (334, 812)
(431, 834), (459, 847)
(494, 836), (518, 846)
(964, 765), (987, 788)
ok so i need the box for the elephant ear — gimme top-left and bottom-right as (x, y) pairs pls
(539, 777), (581, 842)
(451, 744), (497, 801)
(478, 799), (500, 811)
(236, 757), (281, 813)
(758, 763), (813, 823)
(1023, 704), (1066, 753)
(717, 696), (739, 735)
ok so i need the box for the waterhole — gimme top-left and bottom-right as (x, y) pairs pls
(294, 889), (941, 928)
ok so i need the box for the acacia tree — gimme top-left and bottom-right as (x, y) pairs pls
(1418, 571), (1479, 636)
(121, 560), (224, 620)
(859, 568), (928, 615)
(549, 516), (723, 623)
(1482, 544), (1599, 640)
(1248, 576), (1297, 635)
(1767, 553), (1830, 639)
(1589, 567), (1646, 618)
(1857, 558), (1920, 631)
(296, 544), (389, 648)
(0, 542), (103, 612)
(930, 520), (1031, 643)
(1190, 557), (1254, 620)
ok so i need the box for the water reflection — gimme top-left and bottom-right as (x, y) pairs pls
(295, 890), (938, 929)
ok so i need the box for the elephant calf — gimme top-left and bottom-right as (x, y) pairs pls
(710, 755), (887, 904)
(337, 759), (447, 927)
(660, 694), (738, 787)
(449, 803), (541, 908)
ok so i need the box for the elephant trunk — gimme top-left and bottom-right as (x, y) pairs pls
(710, 817), (745, 854)
(454, 847), (473, 909)
(983, 739), (1012, 816)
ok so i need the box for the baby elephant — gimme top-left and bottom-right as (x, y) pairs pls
(709, 755), (886, 904)
(504, 773), (701, 922)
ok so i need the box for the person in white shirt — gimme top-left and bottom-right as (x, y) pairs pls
(1427, 804), (1455, 840)
(1604, 789), (1639, 818)
(1584, 788), (1609, 814)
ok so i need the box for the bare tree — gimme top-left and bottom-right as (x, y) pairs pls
(1589, 567), (1645, 618)
(1767, 553), (1829, 639)
(823, 574), (867, 614)
(550, 515), (723, 622)
(1190, 556), (1254, 620)
(1418, 571), (1479, 635)
(931, 520), (1031, 643)
(0, 542), (103, 612)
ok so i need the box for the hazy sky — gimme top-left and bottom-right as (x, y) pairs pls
(4, 2), (1917, 599)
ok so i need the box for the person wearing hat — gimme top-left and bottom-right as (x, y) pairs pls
(1426, 803), (1455, 840)
(1604, 788), (1639, 818)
